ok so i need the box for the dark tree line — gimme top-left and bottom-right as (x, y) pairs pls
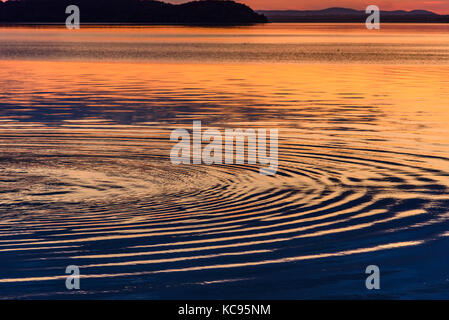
(0, 0), (268, 24)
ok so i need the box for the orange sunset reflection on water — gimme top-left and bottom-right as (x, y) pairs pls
(0, 24), (449, 298)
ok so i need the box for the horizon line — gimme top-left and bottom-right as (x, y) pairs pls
(0, 0), (448, 15)
(255, 7), (437, 14)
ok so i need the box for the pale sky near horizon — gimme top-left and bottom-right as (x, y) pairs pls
(166, 0), (449, 14)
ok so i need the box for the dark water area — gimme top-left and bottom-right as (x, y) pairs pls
(0, 24), (449, 299)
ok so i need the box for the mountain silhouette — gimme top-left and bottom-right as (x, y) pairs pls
(258, 7), (447, 22)
(0, 0), (267, 24)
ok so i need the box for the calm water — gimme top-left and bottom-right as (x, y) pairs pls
(1, 24), (449, 299)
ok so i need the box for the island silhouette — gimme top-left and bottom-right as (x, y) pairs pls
(258, 7), (449, 23)
(1, 1), (448, 24)
(0, 0), (267, 24)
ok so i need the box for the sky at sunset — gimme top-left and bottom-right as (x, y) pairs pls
(1, 0), (449, 14)
(166, 0), (449, 14)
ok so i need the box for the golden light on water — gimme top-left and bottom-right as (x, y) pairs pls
(0, 24), (449, 298)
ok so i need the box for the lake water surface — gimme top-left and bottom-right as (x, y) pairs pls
(1, 24), (449, 299)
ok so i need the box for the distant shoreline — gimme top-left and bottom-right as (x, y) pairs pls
(2, 2), (449, 25)
(258, 8), (449, 23)
(0, 22), (448, 27)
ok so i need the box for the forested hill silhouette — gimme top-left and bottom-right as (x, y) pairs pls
(0, 0), (267, 24)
